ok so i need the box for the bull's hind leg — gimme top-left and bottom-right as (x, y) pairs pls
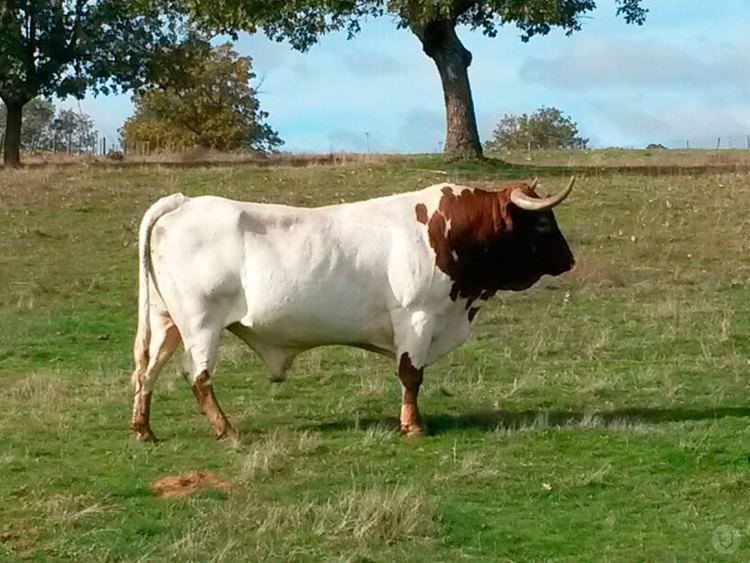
(190, 371), (235, 440)
(182, 327), (236, 440)
(131, 312), (181, 441)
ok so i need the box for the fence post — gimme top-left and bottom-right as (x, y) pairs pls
(716, 137), (721, 149)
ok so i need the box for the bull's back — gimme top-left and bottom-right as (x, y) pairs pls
(151, 195), (412, 349)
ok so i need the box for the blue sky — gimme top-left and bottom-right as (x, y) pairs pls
(67, 0), (750, 152)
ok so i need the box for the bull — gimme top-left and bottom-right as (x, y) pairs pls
(130, 177), (575, 440)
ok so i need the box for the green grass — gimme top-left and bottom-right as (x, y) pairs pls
(2, 156), (750, 560)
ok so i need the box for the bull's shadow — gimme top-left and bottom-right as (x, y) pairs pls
(307, 406), (750, 435)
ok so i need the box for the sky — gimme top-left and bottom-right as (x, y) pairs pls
(64, 0), (750, 152)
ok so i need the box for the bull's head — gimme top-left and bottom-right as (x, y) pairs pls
(504, 177), (576, 285)
(424, 177), (575, 301)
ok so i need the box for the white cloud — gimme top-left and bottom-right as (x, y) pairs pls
(520, 36), (750, 93)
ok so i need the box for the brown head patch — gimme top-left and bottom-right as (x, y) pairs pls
(424, 183), (574, 301)
(415, 203), (428, 224)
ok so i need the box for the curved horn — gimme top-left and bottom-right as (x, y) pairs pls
(510, 176), (575, 212)
(529, 177), (539, 190)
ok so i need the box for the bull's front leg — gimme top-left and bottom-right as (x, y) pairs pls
(397, 352), (425, 436)
(394, 310), (434, 437)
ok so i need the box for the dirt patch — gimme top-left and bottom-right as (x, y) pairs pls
(1, 522), (37, 552)
(152, 471), (230, 498)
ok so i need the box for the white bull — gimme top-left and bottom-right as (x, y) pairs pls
(130, 178), (575, 440)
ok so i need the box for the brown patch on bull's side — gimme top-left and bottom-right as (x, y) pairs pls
(397, 352), (425, 436)
(415, 203), (428, 224)
(152, 471), (230, 498)
(426, 182), (574, 301)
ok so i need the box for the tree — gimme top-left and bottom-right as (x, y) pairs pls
(1, 99), (99, 152)
(182, 0), (646, 161)
(0, 97), (55, 150)
(0, 0), (182, 167)
(485, 106), (588, 151)
(49, 108), (97, 153)
(121, 41), (282, 152)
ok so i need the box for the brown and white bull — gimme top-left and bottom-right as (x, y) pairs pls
(130, 178), (575, 441)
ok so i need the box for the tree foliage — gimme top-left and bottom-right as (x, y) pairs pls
(0, 0), (182, 102)
(181, 0), (645, 160)
(0, 98), (95, 151)
(48, 109), (97, 152)
(0, 0), (184, 165)
(184, 0), (646, 50)
(120, 41), (282, 152)
(485, 107), (588, 151)
(0, 98), (54, 149)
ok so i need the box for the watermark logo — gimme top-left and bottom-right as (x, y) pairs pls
(713, 525), (741, 555)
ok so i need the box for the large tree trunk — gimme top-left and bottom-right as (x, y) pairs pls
(3, 100), (24, 168)
(417, 19), (483, 161)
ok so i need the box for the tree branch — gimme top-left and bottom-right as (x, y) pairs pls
(451, 0), (475, 20)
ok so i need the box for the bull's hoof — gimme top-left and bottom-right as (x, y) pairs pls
(214, 425), (238, 444)
(131, 423), (159, 443)
(133, 429), (159, 443)
(400, 424), (426, 438)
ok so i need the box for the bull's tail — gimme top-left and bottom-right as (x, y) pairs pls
(132, 193), (186, 381)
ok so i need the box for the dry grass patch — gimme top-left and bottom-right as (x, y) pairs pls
(168, 484), (438, 559)
(570, 462), (614, 488)
(436, 449), (503, 482)
(330, 486), (436, 543)
(242, 429), (321, 478)
(361, 422), (397, 445)
(568, 255), (628, 287)
(8, 372), (69, 421)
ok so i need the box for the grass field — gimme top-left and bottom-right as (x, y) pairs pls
(495, 147), (750, 169)
(1, 155), (750, 560)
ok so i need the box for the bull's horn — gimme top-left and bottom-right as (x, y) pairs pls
(529, 177), (539, 190)
(510, 176), (575, 212)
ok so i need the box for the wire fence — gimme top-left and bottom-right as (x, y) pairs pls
(0, 132), (213, 158)
(0, 131), (115, 156)
(650, 134), (750, 150)
(4, 129), (750, 157)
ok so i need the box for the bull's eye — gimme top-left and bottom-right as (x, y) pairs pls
(535, 218), (552, 234)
